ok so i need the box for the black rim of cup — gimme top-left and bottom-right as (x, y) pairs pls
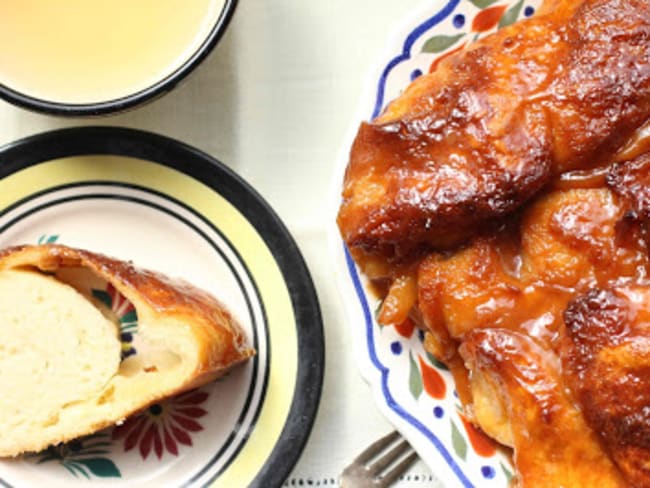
(0, 0), (238, 116)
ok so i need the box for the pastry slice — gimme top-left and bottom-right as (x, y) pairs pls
(0, 244), (254, 457)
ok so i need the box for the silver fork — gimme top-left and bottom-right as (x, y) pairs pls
(340, 431), (419, 488)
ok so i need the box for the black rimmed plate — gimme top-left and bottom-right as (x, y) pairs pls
(0, 127), (324, 487)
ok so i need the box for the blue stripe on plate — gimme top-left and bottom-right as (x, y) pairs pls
(372, 0), (461, 119)
(344, 245), (473, 488)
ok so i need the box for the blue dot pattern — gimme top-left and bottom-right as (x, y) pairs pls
(410, 69), (423, 81)
(434, 406), (444, 418)
(481, 466), (496, 479)
(524, 6), (535, 17)
(391, 341), (403, 355)
(453, 14), (465, 29)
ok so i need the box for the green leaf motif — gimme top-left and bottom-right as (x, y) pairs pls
(501, 462), (514, 483)
(409, 352), (423, 400)
(74, 458), (121, 478)
(37, 234), (59, 244)
(28, 433), (121, 479)
(63, 463), (88, 479)
(469, 0), (500, 7)
(422, 34), (465, 54)
(92, 289), (113, 309)
(374, 301), (384, 328)
(120, 309), (138, 327)
(498, 0), (524, 29)
(425, 351), (449, 371)
(451, 420), (468, 461)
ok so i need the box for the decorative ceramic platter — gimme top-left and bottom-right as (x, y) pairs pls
(331, 1), (541, 487)
(0, 127), (323, 487)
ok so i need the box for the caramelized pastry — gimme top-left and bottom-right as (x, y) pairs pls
(418, 188), (650, 348)
(563, 286), (650, 486)
(461, 328), (626, 487)
(0, 244), (254, 457)
(338, 0), (650, 262)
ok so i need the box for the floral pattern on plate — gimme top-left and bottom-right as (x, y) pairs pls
(1, 180), (267, 486)
(111, 389), (209, 461)
(333, 1), (541, 486)
(0, 132), (321, 488)
(21, 235), (208, 479)
(26, 434), (120, 479)
(92, 284), (139, 360)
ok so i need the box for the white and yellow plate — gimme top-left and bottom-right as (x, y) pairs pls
(0, 127), (324, 488)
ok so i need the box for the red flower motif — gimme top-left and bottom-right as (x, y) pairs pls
(111, 389), (209, 460)
(106, 283), (135, 317)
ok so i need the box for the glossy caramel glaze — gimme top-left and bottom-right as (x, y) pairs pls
(418, 188), (650, 351)
(338, 0), (650, 262)
(608, 153), (650, 220)
(416, 186), (650, 468)
(408, 178), (650, 486)
(563, 287), (650, 487)
(461, 328), (626, 487)
(339, 0), (650, 483)
(0, 244), (254, 377)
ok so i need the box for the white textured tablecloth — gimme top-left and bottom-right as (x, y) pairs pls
(0, 1), (443, 486)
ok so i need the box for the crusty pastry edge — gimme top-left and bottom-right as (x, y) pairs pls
(0, 244), (255, 453)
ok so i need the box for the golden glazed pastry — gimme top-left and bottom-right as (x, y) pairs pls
(337, 0), (650, 486)
(338, 0), (650, 262)
(0, 244), (254, 457)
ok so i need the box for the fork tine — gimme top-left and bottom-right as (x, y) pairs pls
(355, 431), (400, 464)
(367, 439), (411, 476)
(376, 449), (419, 487)
(340, 432), (420, 488)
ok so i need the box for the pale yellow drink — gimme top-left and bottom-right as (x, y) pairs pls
(0, 0), (225, 104)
